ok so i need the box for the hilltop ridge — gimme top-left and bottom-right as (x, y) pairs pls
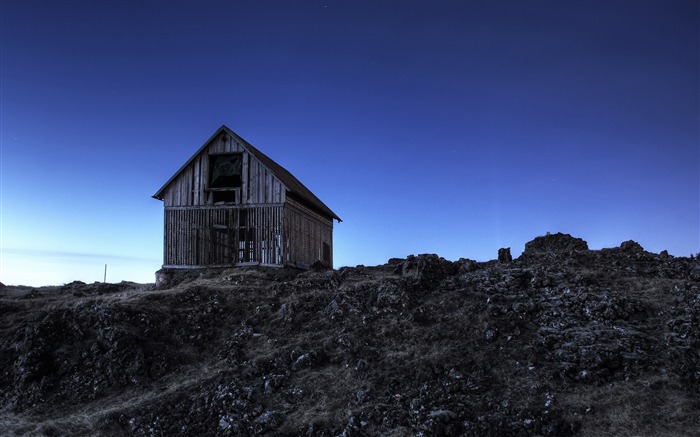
(1, 233), (699, 436)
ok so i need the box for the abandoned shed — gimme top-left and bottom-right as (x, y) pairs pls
(153, 125), (341, 269)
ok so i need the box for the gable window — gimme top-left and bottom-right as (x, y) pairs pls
(209, 154), (242, 204)
(210, 154), (242, 188)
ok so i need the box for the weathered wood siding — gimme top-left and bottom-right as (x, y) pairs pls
(162, 132), (286, 207)
(164, 205), (285, 267)
(284, 197), (334, 268)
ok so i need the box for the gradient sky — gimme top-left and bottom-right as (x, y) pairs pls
(2, 0), (698, 286)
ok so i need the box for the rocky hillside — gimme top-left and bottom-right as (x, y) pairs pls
(1, 233), (699, 436)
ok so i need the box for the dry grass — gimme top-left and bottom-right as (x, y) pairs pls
(2, 360), (228, 436)
(558, 377), (699, 437)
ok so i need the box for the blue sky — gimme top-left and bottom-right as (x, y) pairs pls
(2, 0), (698, 285)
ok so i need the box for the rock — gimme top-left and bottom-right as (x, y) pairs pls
(251, 410), (281, 433)
(620, 240), (644, 253)
(523, 233), (589, 256)
(400, 254), (455, 287)
(454, 258), (480, 275)
(309, 260), (332, 271)
(484, 329), (497, 341)
(498, 248), (512, 263)
(155, 269), (171, 288)
(428, 409), (457, 420)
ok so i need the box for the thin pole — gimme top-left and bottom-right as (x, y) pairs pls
(104, 264), (107, 283)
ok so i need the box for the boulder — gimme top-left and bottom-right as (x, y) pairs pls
(399, 254), (455, 286)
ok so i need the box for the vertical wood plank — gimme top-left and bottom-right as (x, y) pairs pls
(173, 180), (180, 206)
(259, 164), (264, 204)
(242, 153), (249, 204)
(251, 162), (258, 204)
(185, 168), (191, 206)
(186, 210), (191, 264)
(193, 157), (200, 205)
(164, 210), (169, 265)
(203, 153), (211, 205)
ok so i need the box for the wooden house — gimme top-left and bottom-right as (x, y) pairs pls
(153, 125), (341, 269)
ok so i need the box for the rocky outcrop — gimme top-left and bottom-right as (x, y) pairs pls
(395, 253), (456, 288)
(1, 235), (698, 436)
(620, 240), (645, 253)
(522, 232), (589, 256)
(498, 247), (512, 263)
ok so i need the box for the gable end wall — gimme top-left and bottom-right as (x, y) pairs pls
(162, 133), (286, 207)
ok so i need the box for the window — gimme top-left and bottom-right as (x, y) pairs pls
(210, 154), (242, 188)
(209, 154), (242, 204)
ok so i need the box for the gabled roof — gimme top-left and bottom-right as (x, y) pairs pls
(153, 125), (341, 222)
